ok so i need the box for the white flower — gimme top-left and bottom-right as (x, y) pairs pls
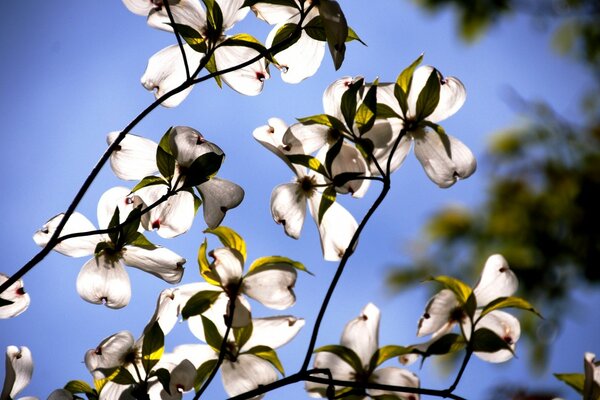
(1, 346), (36, 400)
(306, 303), (419, 399)
(0, 274), (30, 319)
(33, 187), (185, 309)
(126, 0), (269, 107)
(584, 352), (600, 400)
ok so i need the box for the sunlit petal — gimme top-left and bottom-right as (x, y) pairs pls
(196, 177), (245, 228)
(315, 143), (370, 197)
(76, 256), (131, 309)
(472, 310), (520, 363)
(137, 185), (195, 238)
(306, 351), (355, 397)
(33, 213), (103, 258)
(218, 0), (249, 29)
(122, 245), (185, 284)
(270, 182), (307, 239)
(241, 316), (304, 351)
(368, 367), (420, 399)
(242, 265), (297, 309)
(322, 76), (355, 120)
(107, 131), (158, 181)
(283, 123), (330, 155)
(221, 354), (278, 397)
(473, 254), (518, 307)
(417, 289), (460, 338)
(250, 3), (299, 24)
(97, 186), (144, 231)
(170, 344), (217, 368)
(84, 331), (135, 379)
(268, 29), (325, 83)
(215, 46), (269, 96)
(148, 0), (207, 33)
(0, 274), (30, 319)
(210, 247), (244, 287)
(1, 346), (33, 399)
(341, 303), (380, 369)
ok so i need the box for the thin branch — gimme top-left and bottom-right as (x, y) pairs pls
(163, 1), (191, 79)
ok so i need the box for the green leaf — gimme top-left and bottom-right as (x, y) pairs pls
(356, 80), (378, 135)
(198, 239), (220, 285)
(131, 176), (168, 193)
(204, 53), (222, 88)
(152, 368), (171, 396)
(297, 114), (348, 133)
(318, 186), (336, 225)
(64, 380), (94, 395)
(107, 206), (120, 244)
(286, 154), (328, 177)
(315, 344), (363, 374)
(355, 138), (374, 160)
(0, 298), (14, 307)
(304, 16), (326, 41)
(465, 291), (477, 321)
(422, 333), (466, 356)
(157, 129), (176, 180)
(428, 275), (473, 306)
(394, 54), (423, 117)
(325, 138), (343, 175)
(319, 0), (348, 69)
(183, 152), (224, 187)
(415, 68), (441, 121)
(369, 345), (412, 371)
(376, 103), (401, 119)
(142, 321), (164, 373)
(201, 315), (225, 351)
(554, 373), (585, 395)
(340, 77), (364, 130)
(346, 26), (366, 45)
(332, 172), (364, 188)
(471, 327), (514, 354)
(270, 23), (301, 55)
(128, 233), (157, 250)
(245, 345), (285, 375)
(247, 255), (312, 275)
(181, 290), (222, 319)
(201, 0), (223, 39)
(204, 226), (247, 262)
(168, 23), (207, 53)
(194, 359), (218, 391)
(120, 207), (143, 246)
(234, 322), (253, 349)
(97, 366), (136, 385)
(480, 296), (543, 319)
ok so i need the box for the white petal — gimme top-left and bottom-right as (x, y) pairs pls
(122, 0), (158, 16)
(221, 354), (278, 397)
(122, 245), (185, 284)
(210, 247), (244, 287)
(33, 213), (102, 257)
(148, 358), (197, 399)
(84, 331), (135, 379)
(169, 125), (224, 169)
(231, 295), (253, 328)
(368, 367), (420, 399)
(250, 3), (299, 24)
(306, 351), (355, 397)
(362, 119), (410, 175)
(0, 274), (30, 319)
(187, 293), (229, 341)
(242, 266), (297, 309)
(315, 143), (370, 198)
(473, 310), (520, 363)
(48, 389), (72, 400)
(214, 46), (269, 96)
(341, 303), (380, 369)
(76, 256), (131, 309)
(322, 76), (356, 120)
(268, 28), (325, 83)
(473, 254), (518, 307)
(253, 117), (290, 151)
(98, 381), (135, 400)
(141, 44), (203, 108)
(137, 186), (195, 238)
(107, 132), (158, 181)
(218, 0), (248, 30)
(1, 346), (33, 399)
(170, 344), (217, 368)
(196, 177), (245, 228)
(308, 192), (358, 261)
(416, 289), (460, 338)
(241, 316), (304, 351)
(413, 130), (476, 188)
(148, 0), (207, 33)
(283, 123), (330, 155)
(145, 288), (180, 336)
(97, 186), (143, 231)
(270, 182), (307, 239)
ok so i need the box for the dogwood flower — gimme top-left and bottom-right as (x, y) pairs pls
(306, 303), (420, 399)
(0, 274), (30, 319)
(33, 187), (185, 309)
(1, 346), (36, 400)
(253, 119), (359, 261)
(180, 296), (305, 397)
(416, 254), (522, 363)
(125, 0), (269, 107)
(107, 128), (244, 232)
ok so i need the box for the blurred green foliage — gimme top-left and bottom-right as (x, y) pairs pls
(390, 0), (600, 370)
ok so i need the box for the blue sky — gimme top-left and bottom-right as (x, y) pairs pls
(1, 1), (598, 399)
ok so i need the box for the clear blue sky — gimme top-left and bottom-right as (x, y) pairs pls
(1, 1), (598, 399)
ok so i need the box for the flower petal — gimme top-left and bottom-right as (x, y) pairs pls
(169, 126), (224, 169)
(33, 213), (102, 257)
(306, 351), (355, 397)
(76, 256), (132, 309)
(84, 331), (135, 379)
(472, 310), (520, 363)
(416, 289), (460, 338)
(218, 0), (249, 30)
(122, 245), (185, 284)
(0, 274), (30, 319)
(214, 46), (269, 96)
(283, 123), (330, 155)
(412, 129), (476, 188)
(196, 177), (245, 229)
(241, 316), (304, 351)
(210, 247), (244, 287)
(97, 186), (144, 231)
(271, 182), (307, 239)
(362, 117), (409, 175)
(1, 346), (33, 399)
(107, 132), (158, 181)
(253, 117), (290, 152)
(250, 3), (299, 24)
(242, 265), (297, 309)
(315, 143), (370, 198)
(147, 0), (207, 33)
(341, 303), (380, 369)
(137, 186), (195, 238)
(368, 366), (420, 399)
(473, 254), (518, 307)
(169, 344), (217, 368)
(268, 28), (325, 83)
(98, 382), (135, 400)
(221, 354), (278, 397)
(322, 76), (356, 120)
(141, 44), (203, 108)
(308, 192), (358, 261)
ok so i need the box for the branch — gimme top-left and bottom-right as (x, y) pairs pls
(163, 0), (191, 80)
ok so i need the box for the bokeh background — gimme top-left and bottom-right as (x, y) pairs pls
(1, 0), (599, 399)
